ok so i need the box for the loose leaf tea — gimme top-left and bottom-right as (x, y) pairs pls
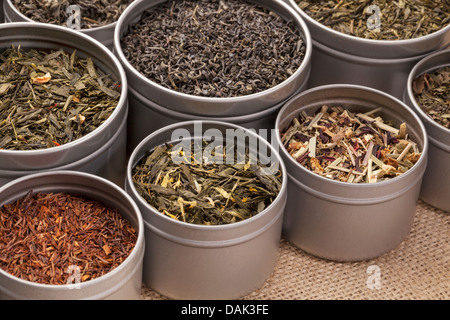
(0, 45), (120, 150)
(295, 0), (449, 40)
(121, 0), (306, 97)
(413, 66), (450, 129)
(132, 140), (282, 225)
(12, 0), (134, 29)
(0, 191), (137, 285)
(281, 106), (422, 183)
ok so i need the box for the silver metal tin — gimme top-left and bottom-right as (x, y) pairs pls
(275, 84), (428, 261)
(0, 0), (4, 23)
(0, 22), (129, 187)
(0, 171), (144, 300)
(286, 0), (450, 100)
(125, 120), (287, 299)
(404, 49), (450, 212)
(4, 0), (118, 49)
(114, 0), (312, 117)
(125, 83), (307, 154)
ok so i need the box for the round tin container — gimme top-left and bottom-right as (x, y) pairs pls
(0, 22), (128, 187)
(404, 49), (450, 212)
(275, 84), (428, 261)
(287, 0), (450, 100)
(114, 0), (311, 151)
(0, 171), (144, 300)
(125, 120), (287, 299)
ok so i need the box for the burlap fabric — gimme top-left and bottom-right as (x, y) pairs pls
(141, 200), (449, 300)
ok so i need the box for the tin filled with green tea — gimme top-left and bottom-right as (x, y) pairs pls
(0, 190), (137, 285)
(121, 0), (306, 99)
(126, 121), (287, 299)
(412, 66), (449, 130)
(295, 0), (448, 40)
(132, 139), (282, 225)
(114, 0), (312, 152)
(0, 171), (144, 300)
(287, 0), (449, 100)
(404, 49), (450, 212)
(281, 105), (422, 183)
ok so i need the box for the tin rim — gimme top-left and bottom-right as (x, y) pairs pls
(275, 84), (429, 189)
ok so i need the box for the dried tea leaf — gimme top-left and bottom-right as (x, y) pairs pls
(132, 141), (282, 225)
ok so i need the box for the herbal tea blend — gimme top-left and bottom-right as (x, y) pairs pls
(121, 0), (306, 97)
(0, 191), (137, 285)
(11, 0), (134, 29)
(281, 106), (422, 183)
(0, 45), (120, 150)
(295, 0), (449, 40)
(132, 140), (282, 225)
(413, 66), (450, 129)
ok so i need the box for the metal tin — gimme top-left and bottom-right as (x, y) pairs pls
(275, 84), (428, 261)
(125, 121), (287, 299)
(0, 171), (144, 300)
(0, 23), (128, 187)
(114, 0), (312, 116)
(3, 0), (118, 49)
(404, 49), (450, 212)
(286, 0), (450, 100)
(0, 0), (4, 23)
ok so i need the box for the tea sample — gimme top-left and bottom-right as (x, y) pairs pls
(413, 66), (450, 129)
(132, 140), (282, 225)
(0, 45), (120, 150)
(11, 0), (134, 29)
(121, 0), (306, 97)
(281, 106), (422, 183)
(0, 191), (137, 285)
(295, 0), (449, 40)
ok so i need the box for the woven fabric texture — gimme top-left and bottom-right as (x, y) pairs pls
(141, 200), (449, 300)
